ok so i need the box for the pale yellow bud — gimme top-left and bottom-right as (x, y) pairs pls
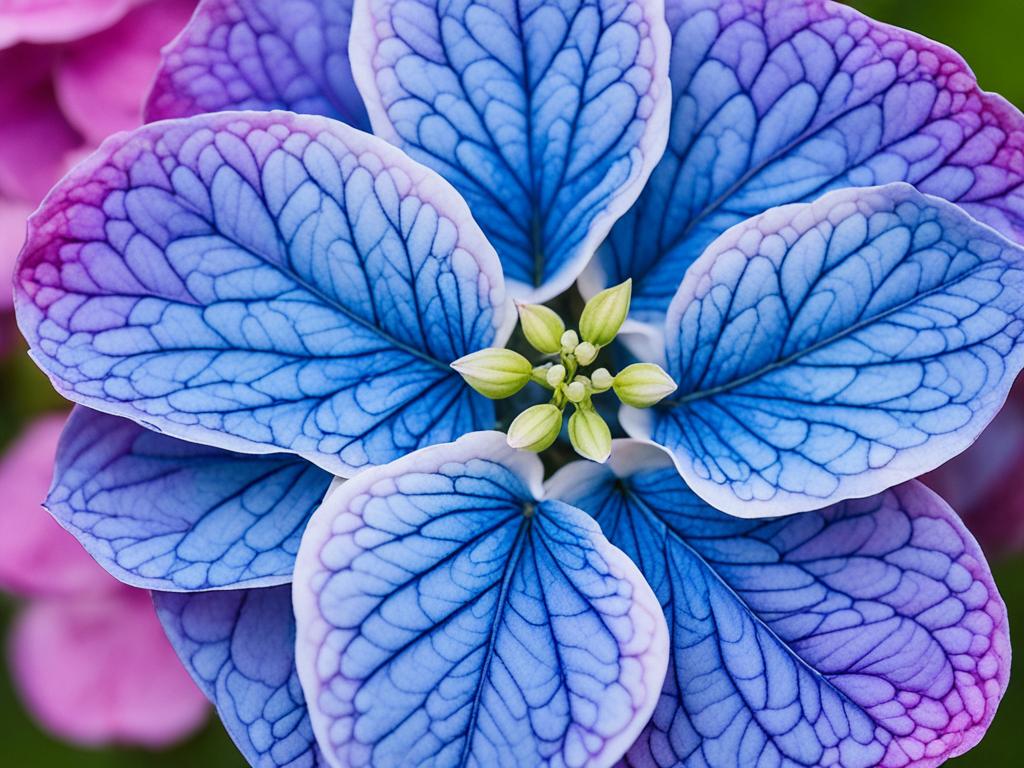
(546, 364), (567, 388)
(565, 381), (586, 403)
(567, 406), (612, 463)
(613, 363), (677, 408)
(507, 404), (563, 452)
(591, 367), (614, 392)
(574, 341), (598, 365)
(517, 303), (566, 354)
(451, 348), (532, 399)
(579, 279), (631, 346)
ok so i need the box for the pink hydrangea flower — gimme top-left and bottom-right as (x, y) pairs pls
(0, 414), (208, 747)
(0, 0), (196, 311)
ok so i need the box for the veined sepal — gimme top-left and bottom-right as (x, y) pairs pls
(293, 432), (670, 768)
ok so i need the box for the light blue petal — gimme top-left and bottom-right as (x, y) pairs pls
(15, 111), (508, 476)
(292, 432), (668, 768)
(585, 0), (1024, 325)
(46, 407), (333, 591)
(351, 0), (672, 300)
(628, 183), (1024, 516)
(147, 0), (369, 129)
(155, 587), (324, 767)
(548, 441), (1010, 768)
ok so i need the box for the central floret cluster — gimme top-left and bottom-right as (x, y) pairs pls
(451, 279), (677, 462)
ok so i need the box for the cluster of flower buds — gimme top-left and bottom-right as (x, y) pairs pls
(450, 280), (677, 463)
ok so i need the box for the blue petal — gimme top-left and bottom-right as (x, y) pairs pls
(15, 111), (508, 476)
(155, 586), (325, 767)
(548, 441), (1010, 768)
(584, 0), (1024, 325)
(628, 183), (1024, 516)
(147, 0), (369, 129)
(351, 0), (672, 300)
(46, 407), (332, 591)
(293, 432), (668, 768)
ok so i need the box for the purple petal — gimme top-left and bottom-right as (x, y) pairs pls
(549, 440), (1010, 768)
(146, 0), (369, 129)
(351, 0), (672, 300)
(293, 432), (668, 768)
(585, 0), (1024, 325)
(14, 110), (506, 476)
(47, 407), (333, 591)
(155, 586), (325, 766)
(631, 183), (1024, 517)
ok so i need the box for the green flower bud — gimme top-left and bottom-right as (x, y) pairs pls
(574, 341), (598, 365)
(450, 348), (532, 399)
(517, 303), (565, 354)
(531, 364), (553, 388)
(579, 279), (631, 346)
(546, 364), (567, 388)
(568, 406), (611, 463)
(565, 380), (586, 403)
(613, 363), (677, 408)
(560, 329), (579, 352)
(591, 367), (614, 392)
(507, 404), (563, 452)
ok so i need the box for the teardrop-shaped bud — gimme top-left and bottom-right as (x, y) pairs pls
(579, 279), (631, 346)
(591, 367), (614, 392)
(565, 381), (587, 403)
(451, 348), (532, 399)
(613, 363), (677, 408)
(507, 404), (563, 452)
(546, 364), (567, 388)
(574, 341), (598, 366)
(517, 303), (565, 354)
(531, 364), (554, 388)
(568, 406), (612, 463)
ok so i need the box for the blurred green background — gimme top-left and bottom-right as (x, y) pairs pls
(2, 0), (1024, 764)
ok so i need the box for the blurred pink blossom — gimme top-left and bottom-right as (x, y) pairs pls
(0, 416), (110, 597)
(0, 0), (196, 311)
(0, 414), (208, 747)
(0, 1), (147, 48)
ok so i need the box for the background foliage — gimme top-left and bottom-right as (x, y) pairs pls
(1, 0), (1022, 764)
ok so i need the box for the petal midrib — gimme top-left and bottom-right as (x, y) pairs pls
(670, 258), (997, 406)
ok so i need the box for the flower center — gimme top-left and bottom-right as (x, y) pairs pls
(451, 279), (677, 463)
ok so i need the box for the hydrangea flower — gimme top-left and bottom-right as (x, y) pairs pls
(10, 0), (1024, 766)
(0, 414), (208, 747)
